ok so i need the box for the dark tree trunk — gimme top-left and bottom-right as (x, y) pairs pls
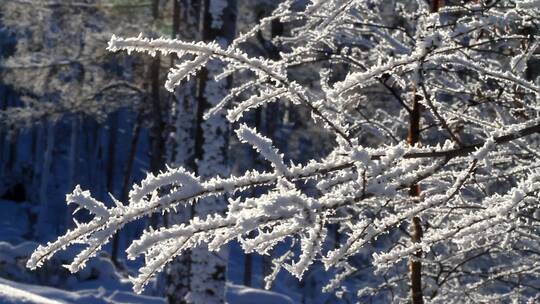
(148, 0), (166, 229)
(408, 93), (423, 304)
(111, 111), (143, 266)
(408, 3), (442, 304)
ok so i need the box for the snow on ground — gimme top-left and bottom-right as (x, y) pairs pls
(0, 277), (294, 304)
(0, 199), (295, 303)
(0, 281), (62, 304)
(0, 278), (165, 304)
(228, 284), (294, 304)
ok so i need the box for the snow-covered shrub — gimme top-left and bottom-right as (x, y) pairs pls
(28, 0), (540, 302)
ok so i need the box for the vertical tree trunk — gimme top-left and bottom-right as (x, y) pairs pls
(106, 113), (118, 197)
(188, 0), (236, 303)
(37, 121), (55, 239)
(243, 107), (266, 288)
(254, 9), (284, 284)
(111, 111), (143, 266)
(31, 124), (44, 203)
(106, 113), (119, 264)
(96, 126), (106, 200)
(149, 55), (164, 176)
(408, 93), (423, 304)
(149, 0), (165, 177)
(165, 1), (201, 302)
(0, 86), (6, 179)
(147, 0), (167, 231)
(67, 116), (79, 192)
(65, 116), (79, 230)
(89, 124), (102, 195)
(6, 94), (19, 172)
(243, 252), (253, 287)
(408, 2), (442, 304)
(0, 88), (15, 180)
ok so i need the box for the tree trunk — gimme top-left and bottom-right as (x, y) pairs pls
(165, 1), (201, 302)
(111, 111), (143, 266)
(408, 2), (442, 304)
(31, 124), (44, 203)
(65, 116), (79, 230)
(188, 0), (236, 303)
(0, 86), (6, 178)
(106, 112), (118, 197)
(37, 122), (55, 240)
(256, 8), (283, 284)
(408, 93), (423, 304)
(5, 94), (19, 172)
(148, 0), (166, 229)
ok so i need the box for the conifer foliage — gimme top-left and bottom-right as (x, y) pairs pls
(28, 0), (540, 302)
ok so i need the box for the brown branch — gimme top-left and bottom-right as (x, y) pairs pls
(408, 1), (445, 301)
(408, 92), (424, 304)
(398, 122), (540, 160)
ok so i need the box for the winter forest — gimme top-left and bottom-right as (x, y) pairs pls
(0, 0), (540, 303)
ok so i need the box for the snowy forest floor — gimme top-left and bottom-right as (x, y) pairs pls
(0, 199), (294, 304)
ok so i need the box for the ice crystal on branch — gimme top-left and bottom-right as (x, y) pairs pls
(28, 0), (540, 302)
